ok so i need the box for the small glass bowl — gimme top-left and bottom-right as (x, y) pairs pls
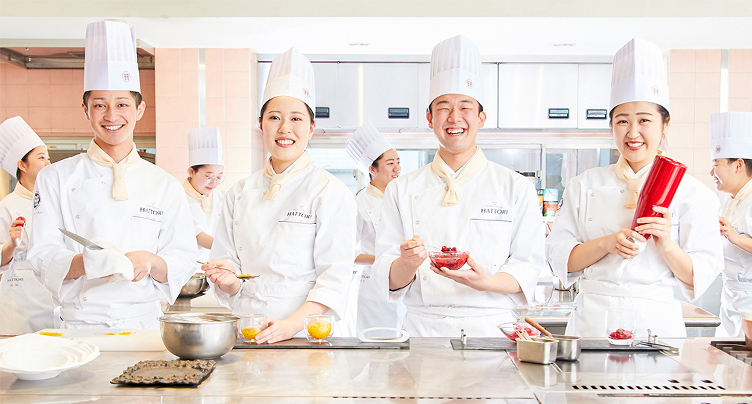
(428, 250), (470, 270)
(304, 314), (334, 343)
(238, 314), (267, 344)
(498, 320), (541, 341)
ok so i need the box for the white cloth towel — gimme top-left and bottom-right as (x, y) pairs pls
(83, 237), (134, 281)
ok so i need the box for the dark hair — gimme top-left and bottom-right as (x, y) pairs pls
(259, 98), (315, 124)
(189, 165), (206, 173)
(427, 99), (484, 115)
(726, 158), (752, 177)
(82, 91), (143, 107)
(608, 103), (670, 126)
(368, 152), (387, 181)
(15, 148), (34, 180)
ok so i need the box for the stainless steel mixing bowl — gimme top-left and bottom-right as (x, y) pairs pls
(179, 273), (209, 298)
(159, 313), (240, 359)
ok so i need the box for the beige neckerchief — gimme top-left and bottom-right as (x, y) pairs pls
(86, 139), (141, 201)
(13, 182), (33, 200)
(263, 152), (313, 201)
(366, 184), (384, 199)
(430, 147), (488, 206)
(614, 151), (661, 209)
(183, 179), (211, 213)
(724, 178), (752, 218)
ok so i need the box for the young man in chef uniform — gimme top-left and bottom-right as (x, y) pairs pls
(374, 35), (545, 337)
(710, 112), (752, 337)
(27, 20), (197, 329)
(346, 122), (406, 332)
(184, 126), (226, 265)
(0, 117), (58, 333)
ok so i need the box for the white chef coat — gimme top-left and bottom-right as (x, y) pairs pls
(186, 189), (226, 264)
(374, 158), (545, 337)
(546, 164), (723, 338)
(28, 153), (198, 329)
(210, 164), (356, 336)
(0, 184), (57, 333)
(355, 189), (406, 332)
(716, 189), (752, 337)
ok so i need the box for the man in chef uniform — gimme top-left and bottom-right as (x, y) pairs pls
(374, 35), (545, 337)
(710, 112), (752, 337)
(346, 122), (406, 333)
(0, 117), (58, 333)
(184, 126), (226, 266)
(27, 20), (197, 329)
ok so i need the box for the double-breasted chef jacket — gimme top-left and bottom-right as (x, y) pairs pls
(210, 163), (357, 334)
(546, 164), (723, 338)
(374, 156), (545, 337)
(717, 188), (752, 337)
(186, 190), (226, 264)
(0, 183), (57, 333)
(28, 153), (197, 329)
(355, 189), (406, 332)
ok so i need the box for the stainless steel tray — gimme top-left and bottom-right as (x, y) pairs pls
(450, 338), (662, 351)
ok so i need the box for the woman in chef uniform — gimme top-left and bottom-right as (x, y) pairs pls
(709, 112), (752, 337)
(28, 20), (197, 329)
(0, 116), (57, 333)
(345, 122), (406, 332)
(184, 126), (226, 264)
(545, 38), (723, 338)
(204, 48), (357, 343)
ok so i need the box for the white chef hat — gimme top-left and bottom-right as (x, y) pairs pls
(0, 116), (45, 178)
(261, 48), (315, 114)
(84, 20), (141, 93)
(345, 122), (394, 175)
(188, 127), (224, 166)
(710, 112), (752, 160)
(428, 35), (484, 109)
(609, 38), (669, 114)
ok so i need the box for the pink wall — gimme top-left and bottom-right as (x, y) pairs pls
(0, 61), (155, 136)
(153, 48), (263, 187)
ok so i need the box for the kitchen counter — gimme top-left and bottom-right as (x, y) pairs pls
(1, 337), (751, 402)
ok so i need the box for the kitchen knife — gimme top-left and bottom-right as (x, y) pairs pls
(58, 228), (104, 250)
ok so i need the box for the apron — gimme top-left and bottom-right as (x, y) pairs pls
(717, 279), (752, 337)
(403, 306), (516, 337)
(60, 301), (162, 329)
(0, 267), (58, 334)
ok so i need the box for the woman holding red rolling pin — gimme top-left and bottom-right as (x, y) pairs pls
(0, 116), (57, 334)
(545, 38), (724, 338)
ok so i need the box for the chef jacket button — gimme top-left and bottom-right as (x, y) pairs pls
(415, 220), (420, 225)
(423, 276), (427, 280)
(591, 193), (595, 197)
(414, 195), (419, 200)
(238, 247), (243, 251)
(588, 217), (593, 221)
(101, 181), (106, 185)
(82, 297), (87, 302)
(237, 196), (241, 200)
(75, 214), (80, 219)
(71, 188), (76, 192)
(234, 221), (239, 225)
(620, 189), (625, 193)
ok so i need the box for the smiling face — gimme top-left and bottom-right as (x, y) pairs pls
(611, 101), (669, 172)
(369, 148), (400, 190)
(17, 145), (50, 183)
(711, 158), (748, 195)
(82, 90), (145, 158)
(188, 164), (225, 195)
(259, 96), (315, 173)
(428, 94), (486, 163)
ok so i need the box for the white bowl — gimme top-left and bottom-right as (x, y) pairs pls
(0, 334), (99, 380)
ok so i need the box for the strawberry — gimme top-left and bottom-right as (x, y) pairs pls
(14, 216), (26, 228)
(451, 247), (457, 252)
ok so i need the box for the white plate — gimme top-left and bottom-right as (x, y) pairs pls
(0, 334), (99, 380)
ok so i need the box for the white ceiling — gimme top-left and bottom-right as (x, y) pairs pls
(2, 1), (752, 61)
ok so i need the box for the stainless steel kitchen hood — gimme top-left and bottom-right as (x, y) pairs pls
(0, 38), (154, 69)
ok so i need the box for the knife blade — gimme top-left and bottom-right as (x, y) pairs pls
(58, 228), (104, 250)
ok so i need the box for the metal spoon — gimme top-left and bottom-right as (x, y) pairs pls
(196, 261), (260, 280)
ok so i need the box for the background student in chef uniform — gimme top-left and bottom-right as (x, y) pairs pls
(345, 122), (406, 332)
(184, 127), (226, 265)
(0, 116), (58, 333)
(27, 20), (197, 329)
(374, 35), (545, 337)
(204, 48), (357, 343)
(709, 112), (752, 337)
(545, 38), (723, 338)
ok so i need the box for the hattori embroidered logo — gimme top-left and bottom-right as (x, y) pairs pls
(716, 145), (722, 154)
(122, 71), (131, 83)
(302, 88), (310, 98)
(33, 191), (40, 209)
(465, 78), (474, 89)
(652, 86), (660, 96)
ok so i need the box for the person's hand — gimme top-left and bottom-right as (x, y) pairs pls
(125, 251), (153, 282)
(719, 216), (741, 243)
(607, 228), (646, 259)
(430, 256), (493, 291)
(253, 317), (299, 344)
(202, 259), (240, 287)
(399, 235), (427, 270)
(635, 206), (674, 252)
(8, 217), (24, 247)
